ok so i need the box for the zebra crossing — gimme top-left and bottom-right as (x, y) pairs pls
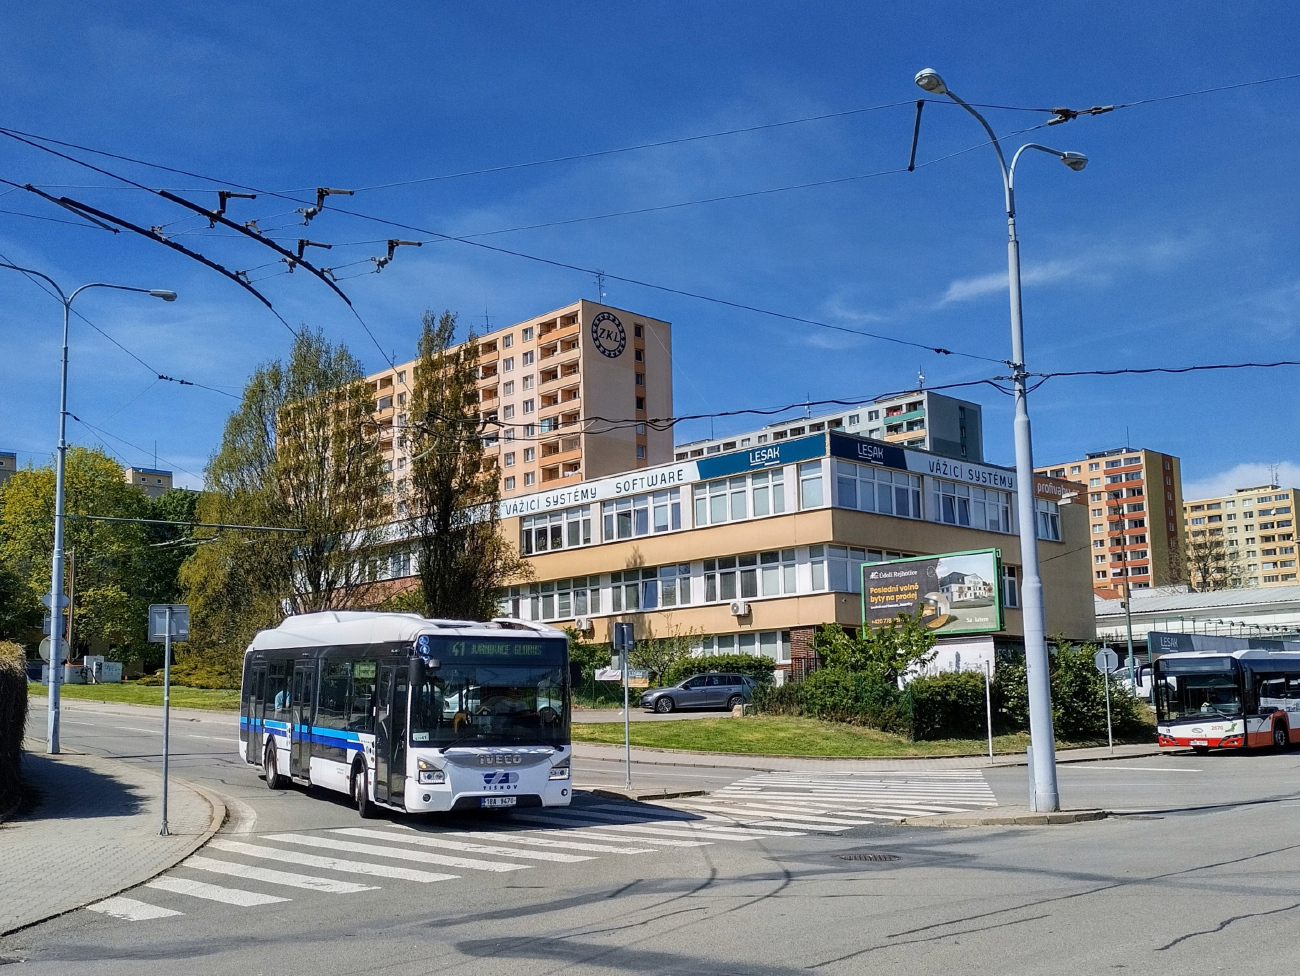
(83, 773), (996, 924)
(82, 802), (834, 924)
(652, 770), (998, 830)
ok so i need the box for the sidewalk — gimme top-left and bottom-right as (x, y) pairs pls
(0, 743), (224, 935)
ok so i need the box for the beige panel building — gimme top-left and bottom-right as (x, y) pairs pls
(1184, 485), (1297, 587)
(364, 300), (672, 502)
(472, 432), (1093, 667)
(123, 466), (173, 498)
(0, 451), (15, 487)
(1037, 447), (1185, 596)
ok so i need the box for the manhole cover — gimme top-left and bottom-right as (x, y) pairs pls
(838, 853), (900, 862)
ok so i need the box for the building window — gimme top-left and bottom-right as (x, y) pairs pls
(504, 453), (515, 467)
(1003, 565), (1019, 607)
(700, 632), (792, 665)
(1070, 465), (1081, 474)
(1037, 499), (1062, 541)
(524, 447), (535, 462)
(532, 576), (600, 621)
(1088, 462), (1099, 471)
(503, 334), (514, 348)
(377, 395), (393, 411)
(636, 445), (646, 459)
(522, 351), (535, 366)
(634, 324), (644, 338)
(523, 399), (535, 414)
(759, 549), (798, 596)
(837, 461), (922, 520)
(636, 397), (645, 410)
(503, 357), (514, 372)
(503, 381), (514, 396)
(703, 555), (758, 602)
(521, 506), (592, 554)
(1089, 478), (1101, 487)
(503, 405), (515, 420)
(524, 472), (535, 486)
(799, 462), (824, 509)
(397, 392), (406, 406)
(694, 470), (786, 526)
(504, 476), (516, 490)
(602, 490), (681, 540)
(522, 375), (534, 391)
(931, 479), (1011, 533)
(635, 373), (644, 387)
(389, 551), (411, 578)
(522, 327), (534, 342)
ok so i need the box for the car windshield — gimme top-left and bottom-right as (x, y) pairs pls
(410, 664), (569, 747)
(1155, 671), (1242, 722)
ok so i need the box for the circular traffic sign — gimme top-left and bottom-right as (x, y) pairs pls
(38, 637), (52, 662)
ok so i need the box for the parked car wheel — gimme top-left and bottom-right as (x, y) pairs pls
(654, 696), (675, 714)
(726, 694), (745, 711)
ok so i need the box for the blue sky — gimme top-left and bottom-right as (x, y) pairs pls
(2, 3), (1300, 497)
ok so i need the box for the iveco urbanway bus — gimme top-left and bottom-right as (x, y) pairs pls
(1151, 631), (1300, 754)
(238, 611), (573, 816)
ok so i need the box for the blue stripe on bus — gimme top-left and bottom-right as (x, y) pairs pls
(243, 717), (365, 752)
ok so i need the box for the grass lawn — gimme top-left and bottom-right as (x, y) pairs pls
(569, 715), (1147, 758)
(28, 682), (240, 711)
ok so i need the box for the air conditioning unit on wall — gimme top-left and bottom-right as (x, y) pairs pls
(574, 616), (593, 634)
(729, 601), (750, 617)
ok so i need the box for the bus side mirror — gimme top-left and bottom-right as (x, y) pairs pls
(408, 657), (425, 689)
(569, 663), (583, 687)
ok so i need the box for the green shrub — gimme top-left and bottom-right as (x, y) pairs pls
(800, 666), (908, 733)
(906, 671), (988, 740)
(992, 661), (1031, 734)
(665, 654), (776, 686)
(0, 641), (27, 811)
(751, 680), (806, 716)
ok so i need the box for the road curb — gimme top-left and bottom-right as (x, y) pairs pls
(900, 807), (1108, 827)
(586, 787), (708, 803)
(0, 748), (226, 938)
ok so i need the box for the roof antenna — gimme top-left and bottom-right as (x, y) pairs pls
(917, 366), (925, 391)
(594, 271), (607, 302)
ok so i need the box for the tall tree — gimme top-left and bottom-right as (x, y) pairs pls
(406, 309), (527, 620)
(181, 329), (389, 677)
(1178, 535), (1245, 592)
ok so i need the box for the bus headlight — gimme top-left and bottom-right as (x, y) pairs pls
(549, 761), (571, 781)
(417, 759), (446, 785)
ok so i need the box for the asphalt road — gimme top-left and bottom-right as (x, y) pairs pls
(8, 697), (1300, 974)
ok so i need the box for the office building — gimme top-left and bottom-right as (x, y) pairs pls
(676, 390), (983, 463)
(1184, 485), (1297, 587)
(364, 300), (673, 501)
(123, 466), (173, 498)
(1036, 447), (1185, 596)
(0, 451), (15, 487)
(370, 429), (1094, 671)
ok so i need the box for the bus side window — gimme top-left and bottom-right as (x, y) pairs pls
(267, 662), (289, 717)
(349, 662), (376, 733)
(318, 662), (350, 730)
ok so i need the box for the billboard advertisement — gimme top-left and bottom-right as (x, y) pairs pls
(861, 549), (1004, 635)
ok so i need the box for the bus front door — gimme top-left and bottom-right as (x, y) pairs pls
(247, 664), (267, 763)
(375, 665), (395, 804)
(291, 663), (316, 780)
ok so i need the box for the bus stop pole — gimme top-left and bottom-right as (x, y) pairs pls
(623, 660), (631, 789)
(984, 660), (994, 764)
(1104, 667), (1114, 755)
(160, 606), (172, 836)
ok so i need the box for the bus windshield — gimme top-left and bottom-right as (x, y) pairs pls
(410, 664), (568, 747)
(1156, 670), (1242, 723)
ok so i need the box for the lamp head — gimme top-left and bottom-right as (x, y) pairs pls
(149, 289), (178, 302)
(1060, 151), (1088, 172)
(914, 69), (947, 95)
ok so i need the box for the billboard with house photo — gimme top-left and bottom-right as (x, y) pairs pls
(861, 549), (1004, 636)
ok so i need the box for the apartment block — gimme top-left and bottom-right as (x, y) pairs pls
(1037, 447), (1185, 595)
(676, 390), (983, 463)
(364, 300), (673, 502)
(124, 466), (173, 498)
(1184, 485), (1298, 587)
(0, 451), (15, 487)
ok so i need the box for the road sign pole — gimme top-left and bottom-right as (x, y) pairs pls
(161, 605), (172, 836)
(623, 658), (630, 788)
(984, 659), (995, 764)
(1104, 667), (1113, 755)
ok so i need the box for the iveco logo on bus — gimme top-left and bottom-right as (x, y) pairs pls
(477, 754), (524, 766)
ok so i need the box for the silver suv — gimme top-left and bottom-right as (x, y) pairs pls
(639, 673), (757, 713)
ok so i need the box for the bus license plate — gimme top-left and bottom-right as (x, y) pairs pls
(481, 796), (517, 809)
(1190, 739), (1208, 746)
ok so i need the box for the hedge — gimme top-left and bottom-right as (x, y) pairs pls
(799, 666), (909, 734)
(0, 642), (27, 812)
(904, 671), (988, 741)
(664, 654), (776, 686)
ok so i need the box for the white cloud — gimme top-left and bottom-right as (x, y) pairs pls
(1183, 462), (1300, 502)
(938, 259), (1086, 306)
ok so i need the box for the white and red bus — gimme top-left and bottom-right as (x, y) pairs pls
(1151, 632), (1300, 753)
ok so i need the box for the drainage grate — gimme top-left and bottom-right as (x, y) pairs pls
(838, 852), (900, 862)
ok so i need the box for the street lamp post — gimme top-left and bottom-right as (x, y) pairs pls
(914, 69), (1087, 812)
(0, 262), (176, 754)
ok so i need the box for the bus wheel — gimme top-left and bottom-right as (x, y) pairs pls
(264, 745), (283, 790)
(1274, 724), (1290, 751)
(353, 763), (374, 819)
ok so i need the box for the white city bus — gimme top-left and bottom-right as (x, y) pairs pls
(1151, 631), (1300, 754)
(239, 612), (573, 816)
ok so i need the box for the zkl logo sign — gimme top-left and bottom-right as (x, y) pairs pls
(590, 311), (626, 358)
(483, 771), (519, 786)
